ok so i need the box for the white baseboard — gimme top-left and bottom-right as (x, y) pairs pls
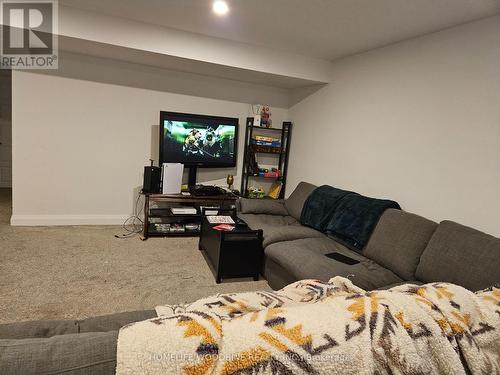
(10, 214), (130, 226)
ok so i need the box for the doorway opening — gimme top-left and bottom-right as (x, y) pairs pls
(0, 69), (12, 222)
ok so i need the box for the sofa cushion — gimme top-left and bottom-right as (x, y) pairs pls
(415, 220), (500, 291)
(239, 198), (289, 215)
(262, 225), (324, 247)
(262, 257), (298, 290)
(265, 237), (402, 290)
(284, 182), (317, 220)
(78, 310), (157, 333)
(0, 331), (118, 375)
(0, 320), (78, 340)
(237, 213), (297, 228)
(0, 310), (157, 340)
(238, 213), (324, 247)
(363, 209), (437, 280)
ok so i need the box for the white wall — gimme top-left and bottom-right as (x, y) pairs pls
(288, 16), (500, 236)
(11, 58), (288, 225)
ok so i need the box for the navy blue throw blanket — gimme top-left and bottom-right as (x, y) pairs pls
(300, 185), (400, 251)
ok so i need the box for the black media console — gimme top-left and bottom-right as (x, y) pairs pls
(141, 192), (238, 240)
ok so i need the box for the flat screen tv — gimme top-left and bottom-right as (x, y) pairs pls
(159, 111), (238, 168)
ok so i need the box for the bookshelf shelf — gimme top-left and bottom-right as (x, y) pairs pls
(240, 118), (292, 199)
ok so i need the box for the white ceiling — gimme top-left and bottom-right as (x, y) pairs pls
(61, 0), (500, 61)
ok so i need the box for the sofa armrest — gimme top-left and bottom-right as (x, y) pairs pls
(238, 198), (289, 215)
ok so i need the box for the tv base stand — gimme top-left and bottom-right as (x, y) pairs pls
(141, 192), (237, 240)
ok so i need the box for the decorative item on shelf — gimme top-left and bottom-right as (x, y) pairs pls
(226, 174), (234, 190)
(268, 182), (283, 199)
(247, 186), (266, 199)
(253, 114), (261, 127)
(251, 104), (262, 127)
(260, 105), (272, 128)
(257, 167), (281, 178)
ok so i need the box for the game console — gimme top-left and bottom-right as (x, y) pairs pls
(190, 185), (224, 196)
(162, 163), (183, 194)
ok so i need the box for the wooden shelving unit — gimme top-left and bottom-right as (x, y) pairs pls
(240, 118), (292, 199)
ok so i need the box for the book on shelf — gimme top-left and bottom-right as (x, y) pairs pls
(251, 140), (281, 147)
(254, 135), (277, 142)
(251, 136), (281, 147)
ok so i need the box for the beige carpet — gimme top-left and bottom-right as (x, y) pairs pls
(0, 189), (270, 324)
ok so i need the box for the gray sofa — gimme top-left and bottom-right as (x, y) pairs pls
(2, 182), (499, 374)
(238, 181), (500, 292)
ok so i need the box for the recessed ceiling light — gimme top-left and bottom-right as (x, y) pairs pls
(213, 0), (229, 16)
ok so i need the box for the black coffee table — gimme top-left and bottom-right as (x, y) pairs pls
(198, 216), (263, 283)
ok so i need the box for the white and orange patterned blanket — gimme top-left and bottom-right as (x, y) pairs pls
(116, 277), (500, 374)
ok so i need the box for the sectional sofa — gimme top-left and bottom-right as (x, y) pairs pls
(2, 182), (499, 374)
(238, 181), (500, 291)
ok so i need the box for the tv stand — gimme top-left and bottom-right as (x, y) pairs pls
(141, 191), (237, 240)
(187, 166), (198, 187)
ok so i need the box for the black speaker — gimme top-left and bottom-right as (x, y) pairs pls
(143, 166), (161, 193)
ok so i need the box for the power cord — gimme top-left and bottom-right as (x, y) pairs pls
(114, 193), (144, 239)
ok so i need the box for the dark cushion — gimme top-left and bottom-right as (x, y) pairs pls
(238, 198), (289, 215)
(363, 209), (437, 280)
(284, 182), (317, 220)
(265, 237), (402, 290)
(415, 220), (500, 291)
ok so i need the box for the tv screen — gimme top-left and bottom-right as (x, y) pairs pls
(159, 111), (238, 167)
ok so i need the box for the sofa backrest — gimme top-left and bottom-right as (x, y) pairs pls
(363, 209), (437, 281)
(284, 182), (317, 220)
(415, 220), (500, 291)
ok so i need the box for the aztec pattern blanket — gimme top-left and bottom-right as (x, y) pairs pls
(116, 277), (500, 374)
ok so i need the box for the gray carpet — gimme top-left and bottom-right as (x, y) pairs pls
(0, 189), (271, 324)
